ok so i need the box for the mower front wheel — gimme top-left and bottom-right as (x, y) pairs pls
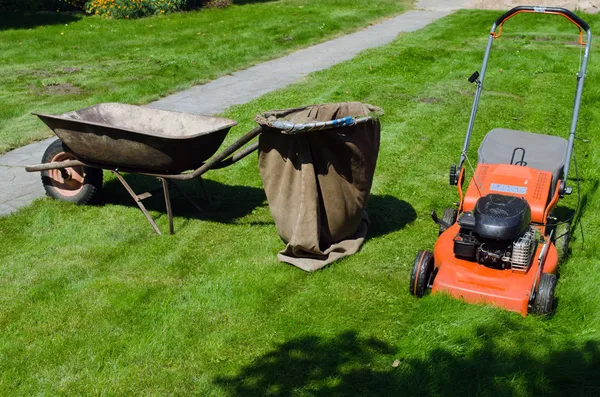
(410, 250), (434, 297)
(531, 273), (557, 315)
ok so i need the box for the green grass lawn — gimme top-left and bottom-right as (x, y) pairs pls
(0, 0), (412, 154)
(2, 9), (600, 396)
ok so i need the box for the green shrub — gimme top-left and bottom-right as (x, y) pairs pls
(86, 0), (187, 18)
(0, 0), (230, 17)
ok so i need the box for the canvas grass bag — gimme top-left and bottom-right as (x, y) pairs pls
(256, 102), (382, 271)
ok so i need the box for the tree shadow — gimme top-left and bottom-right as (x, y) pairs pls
(0, 12), (83, 31)
(215, 331), (397, 397)
(215, 325), (600, 396)
(101, 173), (267, 224)
(367, 195), (417, 239)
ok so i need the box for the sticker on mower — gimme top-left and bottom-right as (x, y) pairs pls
(490, 183), (528, 195)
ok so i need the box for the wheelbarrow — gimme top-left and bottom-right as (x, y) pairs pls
(25, 102), (375, 235)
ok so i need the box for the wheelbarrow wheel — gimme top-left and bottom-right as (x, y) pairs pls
(41, 139), (103, 205)
(531, 273), (557, 315)
(410, 250), (434, 298)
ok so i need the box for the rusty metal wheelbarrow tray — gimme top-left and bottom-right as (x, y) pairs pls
(33, 103), (239, 173)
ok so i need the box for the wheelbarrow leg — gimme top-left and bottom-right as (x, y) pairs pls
(111, 171), (162, 235)
(159, 178), (174, 235)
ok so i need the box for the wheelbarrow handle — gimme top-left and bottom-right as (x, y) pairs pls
(26, 159), (86, 172)
(153, 126), (263, 180)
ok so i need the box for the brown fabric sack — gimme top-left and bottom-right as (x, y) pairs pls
(256, 102), (382, 271)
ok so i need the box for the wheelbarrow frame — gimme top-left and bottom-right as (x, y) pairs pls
(26, 126), (262, 235)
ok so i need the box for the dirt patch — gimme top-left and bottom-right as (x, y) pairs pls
(18, 69), (54, 78)
(418, 97), (442, 104)
(45, 82), (83, 94)
(486, 90), (523, 100)
(29, 82), (84, 95)
(17, 67), (81, 78)
(466, 0), (599, 14)
(59, 67), (81, 74)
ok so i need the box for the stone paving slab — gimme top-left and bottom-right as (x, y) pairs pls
(0, 1), (469, 216)
(0, 138), (54, 216)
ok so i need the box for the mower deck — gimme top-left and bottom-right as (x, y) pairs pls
(432, 224), (558, 316)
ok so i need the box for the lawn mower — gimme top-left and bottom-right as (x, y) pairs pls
(409, 6), (591, 316)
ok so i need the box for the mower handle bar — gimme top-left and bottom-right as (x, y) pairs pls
(457, 6), (592, 197)
(494, 6), (590, 32)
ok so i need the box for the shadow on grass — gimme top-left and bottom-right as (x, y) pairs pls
(101, 174), (415, 236)
(215, 326), (600, 396)
(571, 178), (599, 240)
(0, 12), (83, 31)
(101, 174), (267, 224)
(367, 195), (416, 238)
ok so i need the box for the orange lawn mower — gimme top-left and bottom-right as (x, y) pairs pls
(409, 6), (591, 316)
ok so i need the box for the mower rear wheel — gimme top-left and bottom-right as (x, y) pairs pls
(439, 207), (458, 235)
(531, 273), (557, 315)
(553, 222), (571, 264)
(410, 250), (434, 297)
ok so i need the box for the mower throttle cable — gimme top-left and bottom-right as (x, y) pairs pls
(543, 147), (583, 256)
(463, 151), (484, 198)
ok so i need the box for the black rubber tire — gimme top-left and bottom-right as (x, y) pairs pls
(409, 250), (434, 298)
(41, 139), (103, 205)
(439, 207), (458, 235)
(531, 273), (557, 315)
(449, 164), (457, 185)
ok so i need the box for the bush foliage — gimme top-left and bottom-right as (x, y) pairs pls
(86, 0), (188, 18)
(0, 0), (226, 17)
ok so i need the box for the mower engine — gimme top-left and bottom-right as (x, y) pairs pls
(453, 194), (537, 271)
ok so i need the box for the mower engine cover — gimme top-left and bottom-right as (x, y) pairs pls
(473, 194), (531, 240)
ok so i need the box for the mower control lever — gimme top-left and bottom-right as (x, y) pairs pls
(468, 71), (480, 83)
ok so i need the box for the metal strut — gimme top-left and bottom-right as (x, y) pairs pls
(110, 171), (213, 235)
(111, 170), (166, 235)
